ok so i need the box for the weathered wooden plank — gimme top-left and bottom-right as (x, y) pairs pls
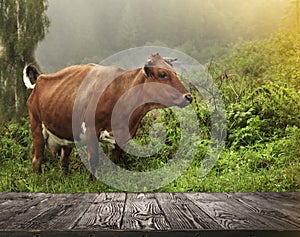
(187, 193), (300, 230)
(0, 192), (299, 232)
(257, 193), (300, 216)
(0, 192), (37, 200)
(156, 193), (221, 230)
(1, 230), (300, 237)
(122, 193), (171, 230)
(186, 193), (275, 230)
(74, 193), (126, 230)
(3, 193), (73, 229)
(227, 193), (300, 230)
(0, 193), (53, 227)
(40, 193), (98, 230)
(0, 193), (53, 210)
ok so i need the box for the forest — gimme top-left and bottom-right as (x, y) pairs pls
(0, 0), (299, 192)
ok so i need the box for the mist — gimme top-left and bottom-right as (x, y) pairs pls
(36, 0), (288, 72)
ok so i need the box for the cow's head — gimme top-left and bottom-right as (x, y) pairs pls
(142, 53), (192, 108)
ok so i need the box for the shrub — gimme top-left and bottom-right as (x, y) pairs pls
(227, 84), (300, 148)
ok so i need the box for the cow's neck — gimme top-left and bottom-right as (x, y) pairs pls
(129, 102), (165, 135)
(108, 68), (165, 144)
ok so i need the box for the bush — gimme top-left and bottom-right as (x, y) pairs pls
(227, 84), (300, 148)
(0, 119), (31, 161)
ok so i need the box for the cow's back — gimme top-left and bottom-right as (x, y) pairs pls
(27, 64), (125, 141)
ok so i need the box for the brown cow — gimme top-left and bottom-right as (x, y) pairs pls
(23, 53), (192, 180)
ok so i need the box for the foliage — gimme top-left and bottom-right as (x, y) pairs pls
(209, 32), (300, 147)
(0, 0), (49, 120)
(0, 3), (300, 192)
(0, 121), (299, 192)
(212, 31), (300, 91)
(227, 84), (300, 148)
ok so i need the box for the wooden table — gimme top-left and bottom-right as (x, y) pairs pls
(0, 192), (299, 237)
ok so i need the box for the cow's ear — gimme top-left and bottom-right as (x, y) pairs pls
(143, 65), (153, 78)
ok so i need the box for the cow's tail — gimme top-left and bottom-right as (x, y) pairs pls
(23, 64), (40, 90)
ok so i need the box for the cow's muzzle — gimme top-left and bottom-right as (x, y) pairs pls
(185, 94), (193, 103)
(178, 93), (193, 108)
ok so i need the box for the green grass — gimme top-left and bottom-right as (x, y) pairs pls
(158, 132), (300, 192)
(0, 121), (299, 193)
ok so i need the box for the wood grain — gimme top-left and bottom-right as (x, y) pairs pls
(186, 192), (300, 230)
(122, 193), (170, 230)
(75, 193), (125, 230)
(0, 192), (299, 232)
(5, 193), (73, 229)
(0, 193), (53, 228)
(156, 193), (221, 229)
(43, 193), (98, 230)
(227, 193), (300, 230)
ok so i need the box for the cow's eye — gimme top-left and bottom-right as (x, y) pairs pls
(159, 72), (168, 79)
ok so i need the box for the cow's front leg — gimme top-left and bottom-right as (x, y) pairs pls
(29, 114), (45, 174)
(111, 145), (122, 164)
(86, 129), (99, 181)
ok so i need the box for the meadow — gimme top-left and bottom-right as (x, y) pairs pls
(0, 31), (299, 193)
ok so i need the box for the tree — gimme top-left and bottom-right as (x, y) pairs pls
(0, 0), (49, 120)
(115, 0), (139, 50)
(283, 0), (300, 32)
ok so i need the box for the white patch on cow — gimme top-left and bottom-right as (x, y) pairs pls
(78, 122), (87, 143)
(99, 130), (116, 148)
(42, 123), (116, 150)
(42, 123), (73, 148)
(42, 123), (48, 140)
(81, 122), (87, 133)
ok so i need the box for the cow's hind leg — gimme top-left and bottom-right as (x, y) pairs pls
(88, 147), (99, 181)
(86, 130), (99, 181)
(60, 146), (72, 174)
(29, 114), (45, 174)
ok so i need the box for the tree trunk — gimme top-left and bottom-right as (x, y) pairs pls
(14, 0), (21, 114)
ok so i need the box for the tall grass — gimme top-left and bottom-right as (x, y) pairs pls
(0, 117), (299, 193)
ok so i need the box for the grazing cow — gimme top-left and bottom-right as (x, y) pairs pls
(23, 53), (192, 180)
